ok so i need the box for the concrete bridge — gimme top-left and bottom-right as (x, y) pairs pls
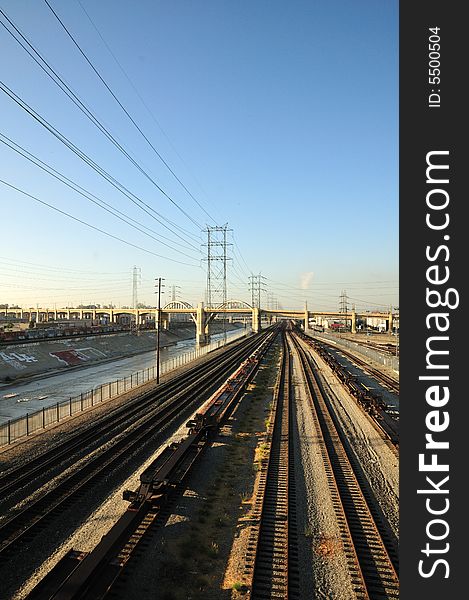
(2, 301), (398, 346)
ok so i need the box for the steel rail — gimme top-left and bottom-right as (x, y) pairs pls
(291, 332), (399, 599)
(297, 331), (399, 446)
(0, 331), (272, 564)
(247, 331), (299, 599)
(0, 333), (252, 501)
(25, 330), (277, 599)
(310, 335), (399, 395)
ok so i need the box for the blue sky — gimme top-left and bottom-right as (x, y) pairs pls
(0, 0), (398, 311)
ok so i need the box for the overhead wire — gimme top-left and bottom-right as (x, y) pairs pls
(0, 133), (200, 258)
(0, 79), (202, 250)
(0, 9), (203, 244)
(76, 0), (221, 226)
(43, 0), (213, 228)
(0, 178), (201, 267)
(0, 256), (129, 275)
(232, 232), (253, 277)
(0, 5), (263, 303)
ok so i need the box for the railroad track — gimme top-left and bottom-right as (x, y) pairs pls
(0, 330), (272, 567)
(24, 329), (277, 599)
(298, 331), (399, 446)
(0, 332), (256, 503)
(291, 332), (399, 599)
(316, 338), (399, 395)
(244, 332), (299, 599)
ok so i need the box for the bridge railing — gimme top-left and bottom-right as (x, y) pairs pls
(0, 327), (251, 447)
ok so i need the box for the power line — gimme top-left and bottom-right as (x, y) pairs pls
(77, 0), (220, 226)
(0, 178), (201, 267)
(43, 0), (210, 229)
(232, 233), (253, 277)
(0, 270), (131, 284)
(0, 257), (129, 275)
(265, 275), (397, 288)
(0, 79), (201, 249)
(0, 132), (200, 258)
(0, 9), (204, 236)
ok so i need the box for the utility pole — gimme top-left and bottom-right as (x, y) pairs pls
(249, 275), (255, 308)
(132, 266), (141, 309)
(155, 277), (165, 384)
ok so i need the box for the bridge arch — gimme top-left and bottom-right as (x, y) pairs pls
(211, 299), (253, 311)
(205, 299), (253, 325)
(162, 300), (196, 324)
(162, 300), (194, 310)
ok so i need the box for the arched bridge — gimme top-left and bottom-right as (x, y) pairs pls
(2, 302), (398, 346)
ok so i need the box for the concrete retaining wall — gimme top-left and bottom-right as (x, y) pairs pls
(0, 323), (243, 383)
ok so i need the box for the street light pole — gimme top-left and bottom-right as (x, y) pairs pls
(155, 277), (165, 384)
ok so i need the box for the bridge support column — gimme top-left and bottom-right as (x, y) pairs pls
(196, 302), (209, 346)
(304, 308), (310, 331)
(388, 311), (393, 333)
(252, 307), (261, 333)
(351, 309), (356, 334)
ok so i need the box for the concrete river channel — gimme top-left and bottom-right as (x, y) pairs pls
(0, 328), (246, 425)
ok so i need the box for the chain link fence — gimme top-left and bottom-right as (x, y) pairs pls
(0, 328), (250, 447)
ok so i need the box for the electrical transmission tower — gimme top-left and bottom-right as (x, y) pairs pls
(132, 266), (141, 309)
(155, 277), (165, 383)
(266, 291), (278, 310)
(249, 273), (267, 308)
(203, 225), (232, 309)
(339, 289), (349, 331)
(169, 284), (181, 302)
(131, 266), (141, 335)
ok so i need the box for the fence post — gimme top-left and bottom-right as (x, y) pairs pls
(100, 385), (103, 403)
(8, 420), (11, 445)
(26, 413), (29, 436)
(42, 407), (45, 429)
(70, 397), (72, 415)
(57, 402), (59, 423)
(81, 393), (84, 412)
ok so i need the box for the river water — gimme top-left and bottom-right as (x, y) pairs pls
(0, 328), (248, 424)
